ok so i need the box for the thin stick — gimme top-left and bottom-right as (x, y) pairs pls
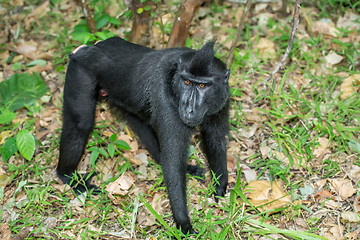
(263, 0), (307, 130)
(263, 0), (300, 85)
(226, 0), (253, 68)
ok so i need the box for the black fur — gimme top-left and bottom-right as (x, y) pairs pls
(57, 37), (230, 235)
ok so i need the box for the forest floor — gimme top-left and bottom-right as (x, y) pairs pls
(0, 0), (360, 239)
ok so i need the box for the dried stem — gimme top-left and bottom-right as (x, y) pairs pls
(263, 0), (306, 130)
(226, 0), (253, 68)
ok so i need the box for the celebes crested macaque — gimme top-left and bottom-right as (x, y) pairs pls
(57, 37), (230, 234)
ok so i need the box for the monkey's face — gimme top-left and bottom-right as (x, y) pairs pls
(177, 70), (230, 127)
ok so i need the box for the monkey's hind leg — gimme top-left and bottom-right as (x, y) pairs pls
(57, 55), (99, 193)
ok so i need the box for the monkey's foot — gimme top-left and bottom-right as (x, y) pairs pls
(186, 164), (205, 178)
(57, 171), (101, 194)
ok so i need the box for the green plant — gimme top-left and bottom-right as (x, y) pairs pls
(2, 129), (36, 162)
(0, 72), (49, 111)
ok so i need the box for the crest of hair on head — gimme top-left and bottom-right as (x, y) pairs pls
(189, 42), (215, 77)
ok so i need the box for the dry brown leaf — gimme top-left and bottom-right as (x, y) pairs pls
(315, 179), (328, 189)
(255, 38), (276, 59)
(341, 211), (360, 223)
(336, 11), (360, 30)
(259, 146), (270, 159)
(0, 223), (11, 240)
(313, 137), (331, 161)
(226, 154), (236, 171)
(239, 163), (257, 183)
(314, 189), (334, 201)
(349, 165), (360, 186)
(324, 224), (344, 239)
(312, 20), (340, 37)
(340, 74), (360, 100)
(245, 180), (291, 212)
(345, 229), (360, 240)
(243, 108), (267, 122)
(324, 51), (344, 66)
(329, 178), (356, 199)
(354, 195), (360, 213)
(106, 173), (134, 196)
(14, 40), (38, 59)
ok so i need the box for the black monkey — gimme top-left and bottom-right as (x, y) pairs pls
(57, 37), (230, 235)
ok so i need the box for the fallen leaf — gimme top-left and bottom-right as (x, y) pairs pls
(0, 174), (10, 190)
(255, 38), (276, 59)
(314, 189), (334, 201)
(336, 11), (360, 30)
(245, 180), (291, 212)
(313, 137), (331, 161)
(349, 165), (360, 186)
(329, 178), (356, 199)
(70, 193), (86, 207)
(0, 223), (11, 240)
(340, 74), (360, 100)
(227, 154), (236, 171)
(240, 164), (257, 183)
(106, 173), (135, 196)
(0, 131), (11, 144)
(325, 51), (344, 66)
(312, 19), (340, 37)
(259, 145), (270, 159)
(354, 195), (360, 213)
(299, 184), (315, 200)
(341, 211), (360, 223)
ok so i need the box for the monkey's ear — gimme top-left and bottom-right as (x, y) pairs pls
(224, 69), (230, 84)
(199, 42), (215, 56)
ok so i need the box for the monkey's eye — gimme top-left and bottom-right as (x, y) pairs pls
(185, 80), (191, 85)
(199, 83), (205, 88)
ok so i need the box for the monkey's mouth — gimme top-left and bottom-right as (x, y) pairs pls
(180, 114), (204, 127)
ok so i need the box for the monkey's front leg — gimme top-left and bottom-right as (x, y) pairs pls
(158, 125), (195, 235)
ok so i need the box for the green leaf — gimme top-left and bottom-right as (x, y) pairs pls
(73, 24), (90, 33)
(70, 31), (93, 43)
(137, 8), (144, 14)
(90, 148), (99, 167)
(98, 148), (108, 158)
(0, 72), (49, 111)
(109, 133), (117, 143)
(26, 59), (47, 67)
(109, 17), (121, 26)
(94, 32), (108, 40)
(16, 130), (35, 160)
(96, 13), (110, 29)
(107, 143), (115, 158)
(0, 108), (16, 124)
(2, 137), (18, 162)
(115, 140), (132, 150)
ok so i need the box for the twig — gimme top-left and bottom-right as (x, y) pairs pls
(262, 0), (307, 131)
(263, 0), (300, 85)
(226, 0), (253, 68)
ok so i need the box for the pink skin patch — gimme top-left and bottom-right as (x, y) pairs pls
(72, 45), (87, 54)
(95, 40), (102, 44)
(99, 89), (108, 97)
